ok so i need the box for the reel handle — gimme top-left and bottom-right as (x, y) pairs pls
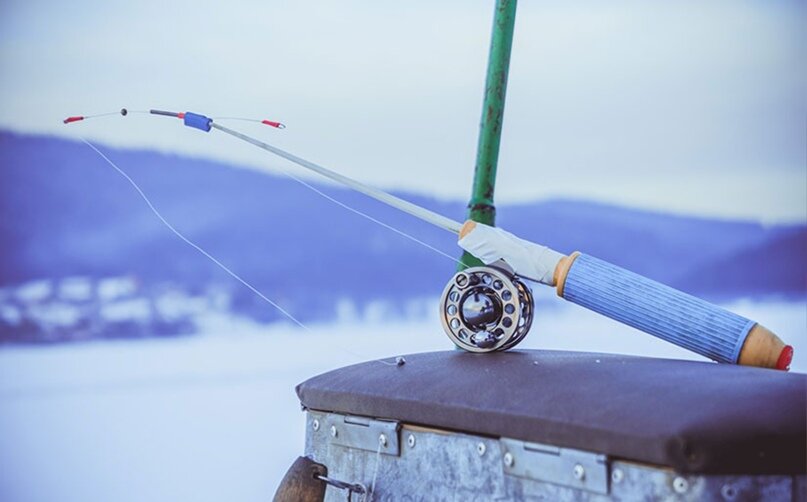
(554, 253), (792, 371)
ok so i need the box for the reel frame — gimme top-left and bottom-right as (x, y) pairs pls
(439, 262), (534, 353)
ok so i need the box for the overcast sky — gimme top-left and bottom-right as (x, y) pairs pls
(1, 0), (804, 223)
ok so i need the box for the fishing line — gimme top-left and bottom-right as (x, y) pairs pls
(264, 162), (463, 266)
(209, 126), (462, 263)
(63, 108), (149, 124)
(80, 137), (308, 331)
(79, 136), (400, 367)
(201, 120), (461, 263)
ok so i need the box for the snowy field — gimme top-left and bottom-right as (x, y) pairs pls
(1, 298), (805, 502)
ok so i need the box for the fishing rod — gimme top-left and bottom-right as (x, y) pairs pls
(64, 108), (793, 370)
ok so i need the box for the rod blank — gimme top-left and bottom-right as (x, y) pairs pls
(210, 122), (463, 235)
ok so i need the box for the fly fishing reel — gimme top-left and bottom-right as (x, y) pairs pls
(440, 262), (534, 352)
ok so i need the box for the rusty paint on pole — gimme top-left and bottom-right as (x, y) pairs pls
(459, 0), (517, 269)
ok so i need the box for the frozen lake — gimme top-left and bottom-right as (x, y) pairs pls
(1, 298), (805, 502)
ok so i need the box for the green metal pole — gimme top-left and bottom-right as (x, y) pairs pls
(459, 0), (518, 269)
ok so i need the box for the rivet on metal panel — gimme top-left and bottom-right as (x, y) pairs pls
(611, 469), (624, 484)
(312, 419), (320, 431)
(503, 452), (514, 467)
(721, 483), (737, 500)
(330, 425), (338, 438)
(477, 443), (487, 456)
(407, 434), (416, 448)
(673, 477), (689, 494)
(573, 464), (586, 481)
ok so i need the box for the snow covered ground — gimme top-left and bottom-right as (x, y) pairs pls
(0, 298), (804, 502)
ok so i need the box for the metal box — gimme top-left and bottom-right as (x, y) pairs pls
(286, 350), (806, 501)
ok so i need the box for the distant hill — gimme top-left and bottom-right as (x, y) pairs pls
(1, 131), (804, 324)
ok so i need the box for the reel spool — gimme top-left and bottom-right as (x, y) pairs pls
(440, 263), (534, 353)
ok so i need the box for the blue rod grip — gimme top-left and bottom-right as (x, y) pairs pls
(183, 112), (212, 132)
(562, 254), (754, 364)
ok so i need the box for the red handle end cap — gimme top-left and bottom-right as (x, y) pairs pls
(776, 345), (793, 371)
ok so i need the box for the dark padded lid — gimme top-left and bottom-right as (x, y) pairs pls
(297, 350), (806, 475)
